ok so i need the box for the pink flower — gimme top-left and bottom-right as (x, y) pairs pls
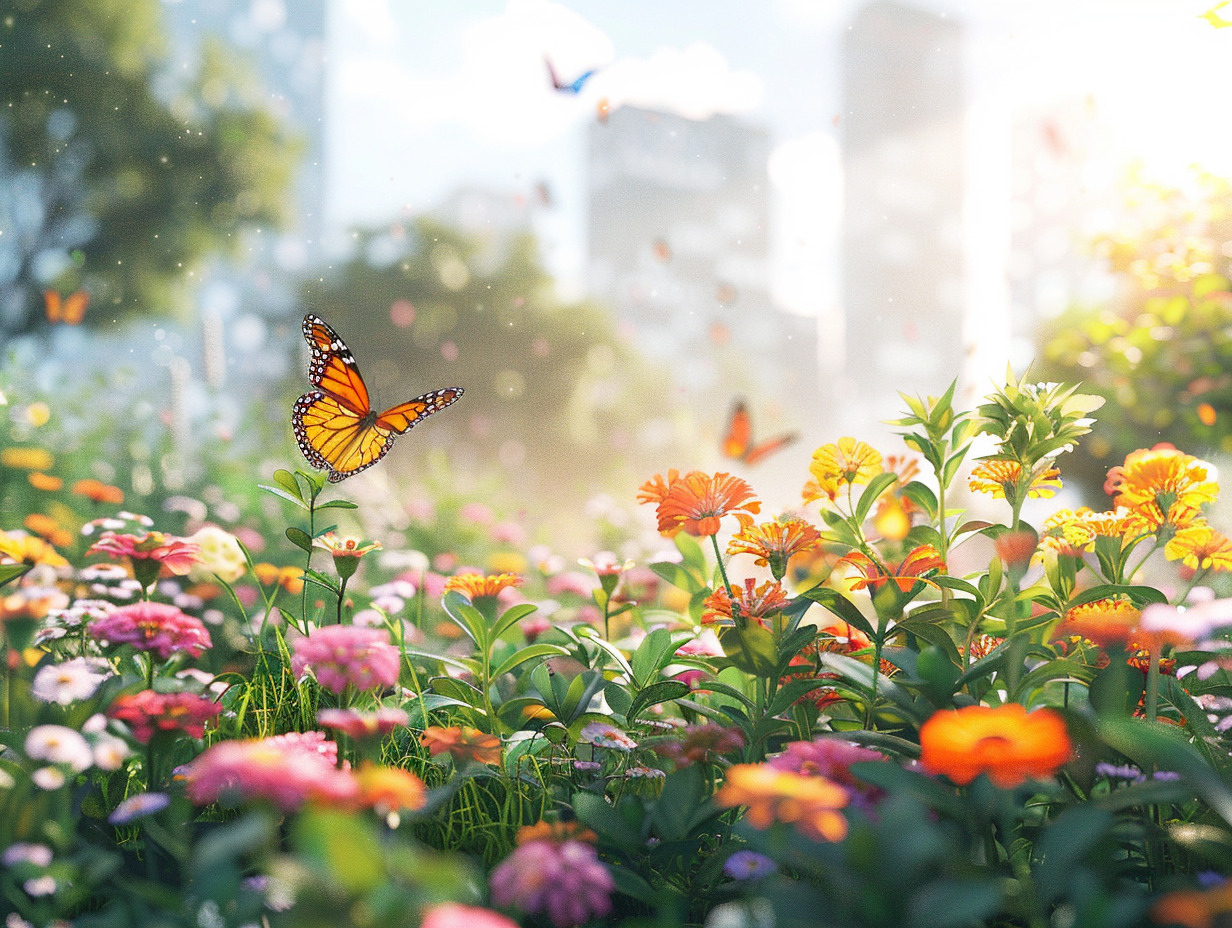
(291, 625), (400, 694)
(89, 602), (212, 659)
(107, 690), (221, 743)
(489, 839), (614, 928)
(521, 613), (552, 643)
(766, 737), (889, 811)
(183, 730), (356, 812)
(86, 530), (201, 576)
(317, 707), (409, 740)
(421, 902), (519, 928)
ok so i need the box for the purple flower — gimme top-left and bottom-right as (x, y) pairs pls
(723, 850), (777, 880)
(109, 792), (171, 824)
(489, 839), (614, 928)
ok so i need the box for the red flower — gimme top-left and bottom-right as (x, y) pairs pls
(108, 690), (221, 743)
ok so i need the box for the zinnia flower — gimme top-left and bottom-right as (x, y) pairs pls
(0, 530), (68, 568)
(701, 578), (791, 626)
(443, 571), (523, 601)
(1060, 597), (1142, 648)
(25, 725), (93, 773)
(715, 763), (849, 842)
(1165, 522), (1232, 572)
(653, 723), (745, 767)
(183, 730), (356, 812)
(421, 725), (503, 766)
(108, 792), (171, 824)
(723, 850), (777, 880)
(30, 657), (112, 705)
(1150, 876), (1232, 928)
(86, 530), (201, 577)
(317, 707), (409, 740)
(726, 516), (822, 579)
(89, 602), (212, 659)
(72, 478), (125, 505)
(809, 438), (883, 487)
(918, 704), (1072, 788)
(187, 525), (248, 583)
(968, 460), (1062, 500)
(841, 545), (945, 593)
(579, 721), (637, 752)
(107, 690), (221, 743)
(489, 838), (615, 928)
(1, 447), (53, 471)
(1105, 444), (1218, 532)
(639, 471), (760, 538)
(291, 625), (400, 694)
(352, 762), (427, 815)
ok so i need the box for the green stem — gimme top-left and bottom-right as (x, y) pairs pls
(336, 576), (348, 625)
(1144, 646), (1160, 724)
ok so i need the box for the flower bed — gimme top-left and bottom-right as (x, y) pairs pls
(2, 376), (1232, 927)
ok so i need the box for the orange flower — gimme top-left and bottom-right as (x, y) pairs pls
(1165, 522), (1232, 572)
(516, 820), (597, 846)
(353, 763), (427, 815)
(0, 530), (68, 568)
(701, 578), (791, 626)
(726, 516), (821, 578)
(443, 572), (523, 601)
(636, 469), (679, 507)
(968, 460), (1062, 500)
(643, 471), (760, 538)
(72, 478), (124, 505)
(1060, 597), (1142, 648)
(919, 704), (1072, 788)
(1105, 444), (1217, 532)
(809, 437), (883, 487)
(1150, 877), (1232, 928)
(815, 617), (873, 652)
(27, 472), (63, 491)
(841, 545), (945, 593)
(714, 763), (849, 842)
(421, 725), (503, 766)
(23, 513), (73, 548)
(873, 494), (912, 542)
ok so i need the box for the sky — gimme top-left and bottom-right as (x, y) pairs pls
(323, 0), (1232, 316)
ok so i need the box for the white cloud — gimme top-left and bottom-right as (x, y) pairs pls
(594, 42), (763, 122)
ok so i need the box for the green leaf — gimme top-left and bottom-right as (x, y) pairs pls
(719, 623), (778, 677)
(292, 808), (385, 894)
(1067, 584), (1167, 609)
(441, 590), (489, 650)
(572, 792), (644, 854)
(273, 468), (302, 497)
(285, 526), (314, 553)
(259, 483), (309, 510)
(651, 765), (707, 842)
(316, 498), (359, 511)
(853, 471), (899, 523)
(491, 602), (540, 641)
(631, 627), (678, 687)
(604, 681), (633, 718)
(429, 676), (486, 710)
(0, 563), (31, 589)
(906, 878), (1003, 928)
(492, 642), (569, 679)
(560, 670), (607, 723)
(650, 560), (707, 595)
(628, 680), (690, 722)
(796, 585), (877, 641)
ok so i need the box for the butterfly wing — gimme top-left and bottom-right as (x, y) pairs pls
(43, 290), (61, 323)
(742, 432), (800, 466)
(722, 401), (753, 460)
(375, 388), (465, 433)
(62, 290), (88, 325)
(301, 314), (371, 415)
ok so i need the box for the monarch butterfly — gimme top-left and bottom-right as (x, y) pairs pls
(292, 314), (464, 483)
(722, 401), (798, 466)
(44, 289), (89, 325)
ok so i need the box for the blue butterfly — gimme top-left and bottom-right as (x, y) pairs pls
(545, 56), (597, 94)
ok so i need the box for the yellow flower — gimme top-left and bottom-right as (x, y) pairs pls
(809, 438), (883, 487)
(1105, 444), (1217, 531)
(714, 764), (849, 842)
(1060, 597), (1141, 648)
(1165, 522), (1232, 572)
(968, 460), (1062, 500)
(27, 472), (63, 491)
(0, 530), (68, 568)
(443, 572), (523, 601)
(0, 447), (54, 471)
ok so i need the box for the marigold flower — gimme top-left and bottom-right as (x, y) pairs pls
(317, 707), (409, 740)
(919, 704), (1072, 788)
(0, 530), (68, 568)
(968, 460), (1062, 500)
(1039, 508), (1097, 555)
(443, 571), (523, 601)
(421, 725), (503, 765)
(1165, 522), (1232, 572)
(291, 625), (401, 694)
(489, 838), (614, 928)
(727, 516), (822, 579)
(71, 478), (125, 505)
(810, 437), (883, 488)
(352, 762), (426, 815)
(1, 447), (54, 471)
(89, 602), (212, 659)
(1060, 597), (1142, 648)
(1105, 444), (1218, 532)
(643, 471), (760, 538)
(107, 690), (221, 743)
(184, 730), (357, 812)
(715, 763), (849, 842)
(27, 472), (62, 491)
(86, 530), (201, 577)
(23, 513), (72, 548)
(701, 578), (791, 626)
(841, 545), (945, 593)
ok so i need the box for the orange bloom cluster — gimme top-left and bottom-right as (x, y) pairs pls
(443, 572), (524, 601)
(72, 478), (125, 505)
(968, 460), (1062, 500)
(638, 470), (760, 538)
(919, 704), (1072, 788)
(701, 578), (791, 626)
(726, 516), (821, 578)
(1105, 444), (1217, 532)
(715, 763), (849, 842)
(840, 545), (945, 593)
(421, 725), (503, 766)
(1060, 597), (1143, 648)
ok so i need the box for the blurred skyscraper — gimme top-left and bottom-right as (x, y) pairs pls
(839, 0), (966, 428)
(586, 105), (819, 433)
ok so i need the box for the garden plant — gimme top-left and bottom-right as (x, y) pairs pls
(3, 373), (1232, 928)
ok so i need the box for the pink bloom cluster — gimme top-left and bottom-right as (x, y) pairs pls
(108, 690), (221, 743)
(290, 625), (400, 694)
(184, 731), (355, 812)
(317, 707), (408, 740)
(86, 530), (201, 575)
(489, 839), (614, 928)
(89, 602), (212, 659)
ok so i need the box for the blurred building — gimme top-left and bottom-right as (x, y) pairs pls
(586, 105), (820, 431)
(838, 0), (966, 429)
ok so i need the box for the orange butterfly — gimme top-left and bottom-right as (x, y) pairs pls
(292, 314), (463, 483)
(44, 289), (89, 325)
(722, 401), (798, 466)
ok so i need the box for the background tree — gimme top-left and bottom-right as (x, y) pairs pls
(1038, 168), (1232, 499)
(0, 0), (298, 341)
